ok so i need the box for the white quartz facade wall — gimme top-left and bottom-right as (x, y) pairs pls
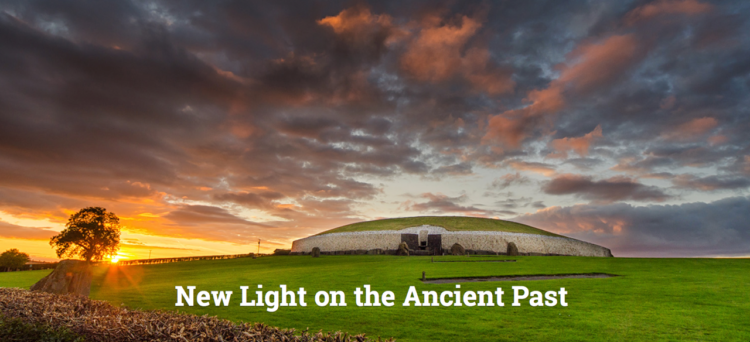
(291, 226), (611, 257)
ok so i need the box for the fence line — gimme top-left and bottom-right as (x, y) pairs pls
(117, 253), (264, 266)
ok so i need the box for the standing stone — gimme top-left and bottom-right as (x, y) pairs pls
(311, 247), (321, 257)
(450, 243), (465, 256)
(396, 242), (410, 256)
(507, 242), (519, 256)
(30, 260), (92, 297)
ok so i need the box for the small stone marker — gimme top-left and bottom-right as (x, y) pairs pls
(507, 242), (519, 256)
(450, 243), (465, 256)
(422, 271), (426, 281)
(397, 241), (410, 256)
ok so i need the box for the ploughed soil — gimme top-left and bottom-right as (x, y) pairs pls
(421, 273), (616, 284)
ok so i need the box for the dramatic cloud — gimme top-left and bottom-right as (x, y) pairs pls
(549, 125), (603, 158)
(483, 33), (644, 149)
(164, 205), (269, 228)
(0, 221), (58, 240)
(402, 193), (498, 216)
(542, 174), (670, 202)
(0, 0), (748, 258)
(515, 196), (750, 257)
(624, 0), (713, 25)
(661, 117), (718, 141)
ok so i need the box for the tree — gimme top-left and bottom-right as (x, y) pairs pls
(50, 207), (121, 262)
(0, 248), (30, 271)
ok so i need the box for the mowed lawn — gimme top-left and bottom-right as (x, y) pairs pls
(0, 269), (52, 289)
(2, 256), (749, 341)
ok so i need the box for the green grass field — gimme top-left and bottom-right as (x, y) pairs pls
(317, 216), (561, 236)
(0, 270), (52, 289)
(2, 256), (749, 341)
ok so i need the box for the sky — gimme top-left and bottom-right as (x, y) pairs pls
(0, 0), (749, 261)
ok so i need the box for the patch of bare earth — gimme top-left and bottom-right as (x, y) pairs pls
(421, 273), (616, 284)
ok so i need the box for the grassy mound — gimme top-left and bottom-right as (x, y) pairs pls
(317, 216), (561, 236)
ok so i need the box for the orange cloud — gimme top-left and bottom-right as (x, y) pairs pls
(549, 125), (603, 158)
(400, 15), (482, 82)
(505, 160), (556, 177)
(662, 116), (718, 140)
(484, 34), (640, 149)
(558, 34), (641, 93)
(625, 0), (713, 26)
(318, 6), (397, 37)
(482, 85), (564, 148)
(461, 47), (515, 95)
(707, 134), (727, 146)
(399, 14), (514, 94)
(318, 7), (513, 95)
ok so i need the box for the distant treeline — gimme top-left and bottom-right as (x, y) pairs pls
(1, 263), (58, 272)
(117, 253), (264, 266)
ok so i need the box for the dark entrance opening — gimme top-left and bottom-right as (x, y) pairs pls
(401, 234), (419, 251)
(428, 234), (442, 255)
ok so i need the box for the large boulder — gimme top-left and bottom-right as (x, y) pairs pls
(30, 260), (92, 297)
(311, 247), (321, 258)
(396, 242), (410, 256)
(450, 243), (465, 256)
(507, 242), (519, 256)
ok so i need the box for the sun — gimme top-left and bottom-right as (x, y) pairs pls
(109, 252), (129, 264)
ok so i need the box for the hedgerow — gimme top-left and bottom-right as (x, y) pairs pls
(0, 288), (392, 342)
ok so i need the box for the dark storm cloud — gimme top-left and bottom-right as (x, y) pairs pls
(515, 196), (750, 257)
(213, 191), (286, 209)
(542, 174), (671, 202)
(404, 193), (502, 216)
(164, 205), (269, 227)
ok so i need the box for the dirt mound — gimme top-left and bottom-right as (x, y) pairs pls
(30, 260), (91, 297)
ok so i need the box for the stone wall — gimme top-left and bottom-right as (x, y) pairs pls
(291, 225), (612, 257)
